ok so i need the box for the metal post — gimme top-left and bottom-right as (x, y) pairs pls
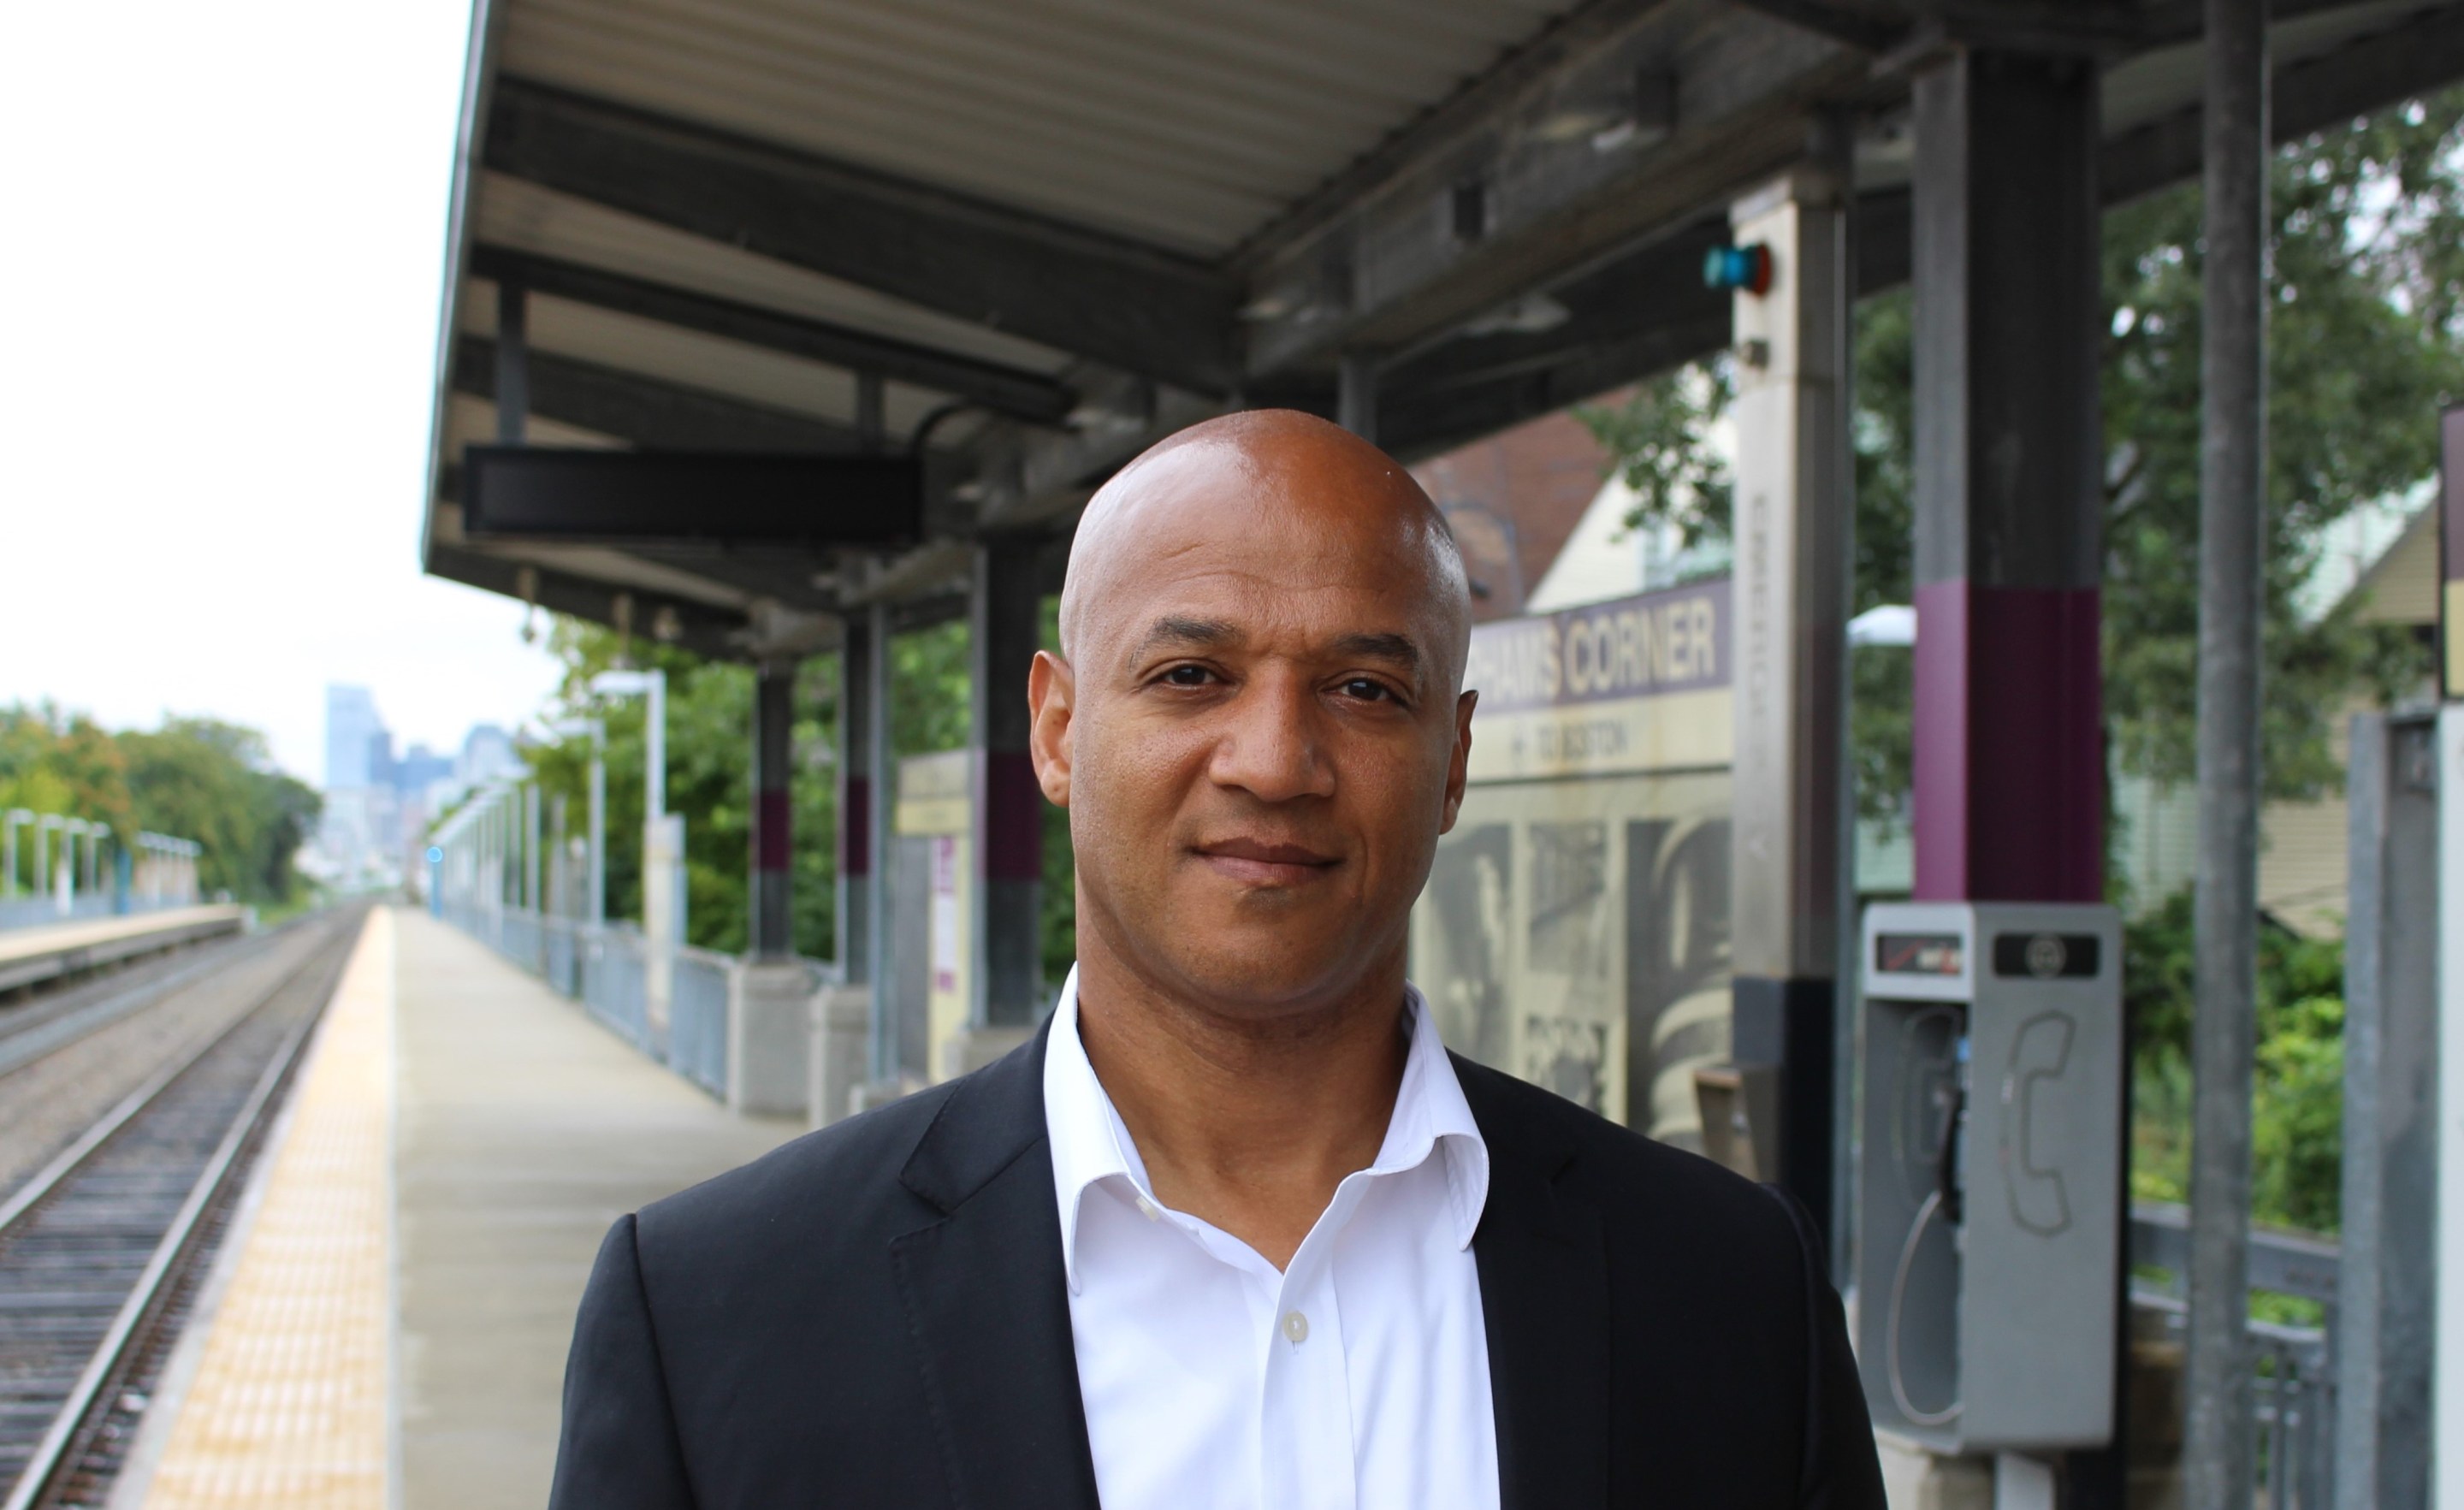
(496, 273), (529, 445)
(969, 542), (1043, 1039)
(1725, 132), (1850, 1245)
(3, 810), (23, 899)
(751, 663), (796, 959)
(2185, 1), (2267, 1504)
(867, 600), (895, 1082)
(525, 784), (542, 915)
(589, 726), (607, 927)
(1337, 352), (1379, 443)
(839, 616), (875, 984)
(646, 672), (667, 826)
(2336, 713), (2437, 1510)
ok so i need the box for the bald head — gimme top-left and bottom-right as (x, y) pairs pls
(1057, 410), (1472, 690)
(1027, 408), (1481, 1017)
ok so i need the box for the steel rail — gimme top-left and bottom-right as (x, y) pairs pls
(0, 913), (356, 1510)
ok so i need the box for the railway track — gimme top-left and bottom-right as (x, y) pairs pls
(0, 906), (364, 1510)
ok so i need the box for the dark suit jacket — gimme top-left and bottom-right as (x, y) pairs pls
(548, 1022), (1885, 1508)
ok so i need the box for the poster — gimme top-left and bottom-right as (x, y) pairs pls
(1414, 579), (1734, 1146)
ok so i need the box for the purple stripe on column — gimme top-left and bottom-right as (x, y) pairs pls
(838, 775), (870, 877)
(1913, 579), (2104, 903)
(756, 791), (791, 873)
(980, 750), (1044, 883)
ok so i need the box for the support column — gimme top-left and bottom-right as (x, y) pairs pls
(1907, 47), (2114, 1507)
(1910, 49), (2106, 907)
(2187, 1), (2268, 1503)
(735, 660), (810, 1116)
(814, 618), (878, 1126)
(865, 601), (897, 1087)
(2337, 713), (2437, 1510)
(749, 666), (795, 959)
(1723, 141), (1850, 1244)
(1338, 352), (1380, 442)
(956, 540), (1043, 1073)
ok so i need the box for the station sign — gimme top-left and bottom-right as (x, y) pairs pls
(1460, 577), (1732, 781)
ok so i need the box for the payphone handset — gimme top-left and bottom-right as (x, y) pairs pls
(1855, 902), (2123, 1454)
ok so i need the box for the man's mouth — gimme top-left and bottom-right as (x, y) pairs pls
(1191, 837), (1340, 887)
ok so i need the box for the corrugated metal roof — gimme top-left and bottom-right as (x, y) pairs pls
(471, 175), (1077, 373)
(459, 278), (968, 436)
(495, 0), (1577, 254)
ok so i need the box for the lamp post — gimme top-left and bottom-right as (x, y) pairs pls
(546, 717), (608, 927)
(590, 669), (676, 1048)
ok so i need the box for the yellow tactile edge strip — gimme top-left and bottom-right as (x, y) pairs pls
(139, 910), (394, 1510)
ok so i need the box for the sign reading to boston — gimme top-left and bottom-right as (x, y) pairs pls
(1462, 580), (1732, 781)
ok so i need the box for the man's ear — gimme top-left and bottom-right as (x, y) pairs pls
(1028, 649), (1075, 808)
(1438, 689), (1476, 834)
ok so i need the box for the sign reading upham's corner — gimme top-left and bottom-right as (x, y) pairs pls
(1461, 578), (1733, 782)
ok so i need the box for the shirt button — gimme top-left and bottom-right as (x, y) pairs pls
(1281, 1311), (1309, 1345)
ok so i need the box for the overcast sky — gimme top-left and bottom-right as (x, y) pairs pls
(0, 0), (564, 785)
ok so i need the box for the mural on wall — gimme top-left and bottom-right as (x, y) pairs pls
(1416, 578), (1734, 1146)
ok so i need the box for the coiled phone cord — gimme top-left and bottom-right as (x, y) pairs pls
(1885, 1187), (1964, 1428)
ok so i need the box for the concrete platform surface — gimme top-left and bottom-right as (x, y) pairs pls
(389, 908), (801, 1509)
(122, 906), (803, 1510)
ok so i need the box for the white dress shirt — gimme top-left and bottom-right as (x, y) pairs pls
(1043, 967), (1501, 1510)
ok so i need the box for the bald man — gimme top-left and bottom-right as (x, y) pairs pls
(548, 412), (1883, 1510)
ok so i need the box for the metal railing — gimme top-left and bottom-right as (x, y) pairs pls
(2129, 1202), (2338, 1509)
(671, 946), (732, 1097)
(437, 900), (832, 1106)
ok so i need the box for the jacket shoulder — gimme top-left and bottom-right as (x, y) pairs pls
(632, 1079), (962, 1265)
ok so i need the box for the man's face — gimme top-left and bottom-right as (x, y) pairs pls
(1029, 439), (1474, 1018)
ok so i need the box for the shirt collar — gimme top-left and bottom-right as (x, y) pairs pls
(1042, 965), (1491, 1295)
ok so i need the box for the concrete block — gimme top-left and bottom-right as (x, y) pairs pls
(940, 1023), (1034, 1080)
(727, 962), (811, 1117)
(808, 984), (871, 1130)
(1876, 1433), (1993, 1510)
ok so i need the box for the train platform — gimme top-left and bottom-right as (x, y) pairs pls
(111, 907), (802, 1510)
(0, 906), (248, 994)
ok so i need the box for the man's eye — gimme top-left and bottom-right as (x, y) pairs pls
(1161, 665), (1213, 686)
(1340, 678), (1394, 702)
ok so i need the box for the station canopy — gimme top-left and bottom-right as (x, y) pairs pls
(422, 0), (2464, 660)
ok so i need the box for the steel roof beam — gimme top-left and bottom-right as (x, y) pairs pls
(452, 334), (862, 453)
(424, 542), (741, 660)
(2105, 2), (2464, 203)
(466, 245), (1078, 425)
(483, 77), (1239, 394)
(1235, 3), (1864, 380)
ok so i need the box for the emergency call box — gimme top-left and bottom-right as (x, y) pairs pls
(1854, 902), (2123, 1454)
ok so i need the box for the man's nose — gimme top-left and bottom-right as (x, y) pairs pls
(1206, 672), (1335, 803)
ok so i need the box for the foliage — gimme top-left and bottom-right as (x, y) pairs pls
(517, 607), (1080, 987)
(2100, 89), (2463, 798)
(2125, 889), (2348, 1235)
(1583, 91), (2464, 834)
(1576, 361), (1736, 549)
(0, 703), (319, 905)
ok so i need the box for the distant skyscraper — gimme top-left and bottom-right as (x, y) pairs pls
(324, 686), (382, 790)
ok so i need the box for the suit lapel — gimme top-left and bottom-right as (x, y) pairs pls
(891, 1023), (1101, 1510)
(1460, 1058), (1612, 1510)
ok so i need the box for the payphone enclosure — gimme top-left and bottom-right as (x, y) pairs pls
(1855, 902), (2123, 1454)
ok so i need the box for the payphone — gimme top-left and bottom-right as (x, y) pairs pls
(1855, 902), (2123, 1453)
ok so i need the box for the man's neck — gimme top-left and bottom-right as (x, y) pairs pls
(1070, 943), (1408, 1272)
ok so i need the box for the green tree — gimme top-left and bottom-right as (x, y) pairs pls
(116, 719), (320, 904)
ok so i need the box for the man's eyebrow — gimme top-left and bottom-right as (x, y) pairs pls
(1128, 616), (1241, 661)
(1334, 632), (1423, 674)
